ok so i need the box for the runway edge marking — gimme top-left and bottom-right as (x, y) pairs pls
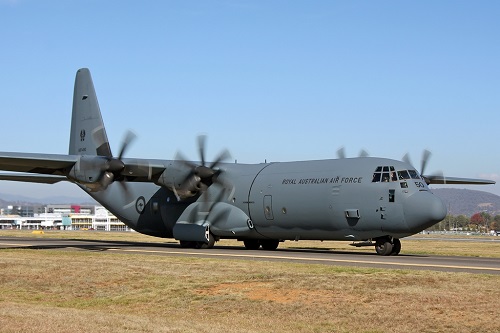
(107, 248), (500, 272)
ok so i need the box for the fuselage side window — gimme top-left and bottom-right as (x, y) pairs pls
(389, 189), (395, 202)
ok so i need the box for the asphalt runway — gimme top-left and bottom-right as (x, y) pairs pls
(1, 236), (500, 275)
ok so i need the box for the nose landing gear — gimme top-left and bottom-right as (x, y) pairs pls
(375, 237), (401, 256)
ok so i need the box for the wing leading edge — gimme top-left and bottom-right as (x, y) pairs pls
(0, 173), (68, 184)
(425, 175), (495, 185)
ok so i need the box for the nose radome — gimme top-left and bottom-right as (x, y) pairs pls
(404, 191), (447, 233)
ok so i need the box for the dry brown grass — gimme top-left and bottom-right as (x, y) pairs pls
(0, 247), (499, 333)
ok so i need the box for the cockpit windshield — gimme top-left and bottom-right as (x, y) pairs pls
(372, 166), (422, 182)
(397, 169), (421, 180)
(372, 166), (397, 182)
(397, 170), (410, 180)
(407, 170), (421, 179)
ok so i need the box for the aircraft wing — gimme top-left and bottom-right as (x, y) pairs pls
(119, 158), (167, 181)
(0, 152), (167, 183)
(0, 152), (77, 174)
(0, 173), (68, 184)
(425, 175), (496, 185)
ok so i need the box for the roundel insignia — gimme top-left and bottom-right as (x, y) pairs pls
(135, 196), (146, 214)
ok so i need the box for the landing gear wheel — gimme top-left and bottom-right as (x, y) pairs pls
(375, 238), (393, 256)
(390, 238), (401, 255)
(196, 233), (216, 249)
(261, 239), (280, 251)
(243, 239), (261, 250)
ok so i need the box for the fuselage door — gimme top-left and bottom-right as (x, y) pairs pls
(380, 187), (405, 232)
(263, 195), (274, 220)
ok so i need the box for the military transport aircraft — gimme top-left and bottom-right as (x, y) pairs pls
(0, 68), (495, 255)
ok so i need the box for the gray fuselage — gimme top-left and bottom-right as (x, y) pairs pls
(90, 156), (447, 242)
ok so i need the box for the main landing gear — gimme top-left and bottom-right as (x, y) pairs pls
(374, 237), (401, 256)
(179, 233), (216, 249)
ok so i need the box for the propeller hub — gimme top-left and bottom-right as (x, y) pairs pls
(195, 166), (215, 179)
(174, 135), (231, 199)
(107, 158), (125, 172)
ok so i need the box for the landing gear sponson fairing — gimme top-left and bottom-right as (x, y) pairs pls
(0, 69), (495, 255)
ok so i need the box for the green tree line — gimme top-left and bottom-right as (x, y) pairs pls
(427, 212), (500, 232)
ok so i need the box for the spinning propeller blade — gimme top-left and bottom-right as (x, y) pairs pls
(337, 147), (370, 159)
(175, 135), (232, 198)
(336, 147), (346, 159)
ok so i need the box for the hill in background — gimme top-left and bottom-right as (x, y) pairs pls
(431, 188), (500, 217)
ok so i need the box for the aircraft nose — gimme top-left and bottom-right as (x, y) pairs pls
(404, 191), (447, 233)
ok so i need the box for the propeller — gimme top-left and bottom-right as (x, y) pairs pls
(173, 136), (235, 240)
(174, 135), (231, 198)
(358, 149), (370, 158)
(94, 130), (137, 191)
(420, 149), (431, 178)
(336, 147), (346, 159)
(402, 149), (443, 185)
(337, 147), (370, 159)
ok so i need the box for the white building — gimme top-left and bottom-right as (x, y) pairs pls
(0, 205), (129, 231)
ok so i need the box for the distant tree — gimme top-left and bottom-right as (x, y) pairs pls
(490, 221), (499, 231)
(455, 215), (469, 229)
(470, 213), (484, 225)
(442, 215), (453, 230)
(480, 212), (491, 223)
(494, 215), (500, 223)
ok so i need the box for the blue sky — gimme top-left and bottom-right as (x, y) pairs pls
(0, 0), (499, 199)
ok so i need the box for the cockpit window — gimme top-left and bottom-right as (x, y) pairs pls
(408, 170), (420, 179)
(382, 173), (390, 182)
(397, 169), (421, 180)
(374, 167), (422, 183)
(397, 170), (411, 180)
(372, 166), (397, 182)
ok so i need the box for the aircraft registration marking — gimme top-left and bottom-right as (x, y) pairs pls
(282, 176), (363, 185)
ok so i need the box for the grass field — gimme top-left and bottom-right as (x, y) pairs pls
(1, 230), (500, 332)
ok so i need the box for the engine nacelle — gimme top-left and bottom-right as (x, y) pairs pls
(155, 166), (201, 200)
(67, 155), (110, 191)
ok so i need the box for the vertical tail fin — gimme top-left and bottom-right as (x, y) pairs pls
(69, 68), (112, 157)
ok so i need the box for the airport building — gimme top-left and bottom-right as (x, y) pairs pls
(0, 204), (129, 231)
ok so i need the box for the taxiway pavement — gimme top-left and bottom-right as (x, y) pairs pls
(1, 236), (499, 275)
